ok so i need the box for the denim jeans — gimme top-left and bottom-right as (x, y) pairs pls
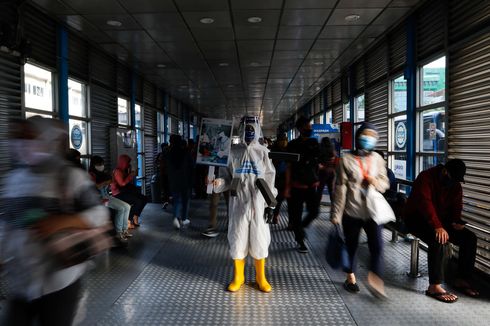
(107, 196), (130, 233)
(173, 189), (191, 219)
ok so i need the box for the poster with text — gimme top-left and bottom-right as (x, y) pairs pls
(196, 118), (233, 167)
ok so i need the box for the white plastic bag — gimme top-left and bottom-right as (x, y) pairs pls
(366, 187), (396, 225)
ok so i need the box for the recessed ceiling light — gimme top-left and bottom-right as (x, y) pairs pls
(316, 86), (321, 91)
(313, 61), (324, 66)
(345, 14), (361, 22)
(227, 84), (235, 88)
(156, 64), (166, 68)
(247, 16), (262, 23)
(200, 17), (215, 24)
(249, 62), (261, 67)
(218, 62), (229, 67)
(179, 85), (188, 89)
(106, 20), (122, 27)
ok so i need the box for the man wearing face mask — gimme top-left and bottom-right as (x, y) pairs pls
(213, 116), (277, 293)
(331, 122), (390, 298)
(404, 159), (479, 303)
(285, 117), (321, 253)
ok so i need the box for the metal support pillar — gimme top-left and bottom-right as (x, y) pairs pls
(405, 16), (417, 181)
(57, 25), (69, 124)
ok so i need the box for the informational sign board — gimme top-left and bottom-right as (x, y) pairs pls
(70, 125), (83, 150)
(395, 121), (407, 150)
(393, 159), (407, 180)
(312, 123), (341, 155)
(196, 118), (233, 167)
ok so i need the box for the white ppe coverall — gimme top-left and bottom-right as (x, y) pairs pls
(215, 120), (277, 260)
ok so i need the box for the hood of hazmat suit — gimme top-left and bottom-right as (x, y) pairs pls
(215, 116), (277, 260)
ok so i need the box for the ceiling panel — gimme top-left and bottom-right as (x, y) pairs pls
(285, 0), (337, 9)
(238, 40), (275, 52)
(103, 30), (155, 45)
(337, 0), (391, 8)
(277, 26), (322, 39)
(62, 0), (126, 14)
(372, 7), (412, 25)
(175, 0), (229, 11)
(32, 0), (76, 15)
(281, 9), (332, 26)
(118, 0), (176, 13)
(191, 27), (235, 41)
(319, 25), (365, 39)
(146, 28), (194, 43)
(233, 10), (281, 26)
(181, 11), (232, 28)
(57, 15), (113, 42)
(327, 8), (383, 25)
(231, 0), (283, 10)
(235, 26), (277, 40)
(83, 14), (141, 30)
(275, 39), (315, 51)
(133, 13), (186, 29)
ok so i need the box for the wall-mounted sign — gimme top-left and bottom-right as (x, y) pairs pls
(70, 125), (83, 150)
(393, 159), (407, 180)
(395, 121), (407, 150)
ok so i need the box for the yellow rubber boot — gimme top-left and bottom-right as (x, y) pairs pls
(227, 259), (245, 292)
(255, 259), (272, 293)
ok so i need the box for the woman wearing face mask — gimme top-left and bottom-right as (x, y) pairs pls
(89, 156), (132, 243)
(331, 122), (390, 298)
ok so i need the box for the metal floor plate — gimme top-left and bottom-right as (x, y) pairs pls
(1, 200), (489, 326)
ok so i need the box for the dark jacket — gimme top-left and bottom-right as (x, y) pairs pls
(404, 164), (464, 230)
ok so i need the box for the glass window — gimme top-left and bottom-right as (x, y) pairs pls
(419, 107), (445, 153)
(24, 63), (53, 114)
(178, 120), (183, 136)
(135, 104), (142, 128)
(355, 94), (365, 122)
(68, 79), (87, 118)
(392, 75), (407, 113)
(343, 102), (350, 122)
(118, 97), (130, 126)
(421, 56), (446, 106)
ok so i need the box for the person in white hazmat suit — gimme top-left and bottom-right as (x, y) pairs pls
(213, 116), (277, 293)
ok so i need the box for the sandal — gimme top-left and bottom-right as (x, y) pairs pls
(343, 280), (360, 293)
(425, 290), (458, 303)
(454, 285), (479, 297)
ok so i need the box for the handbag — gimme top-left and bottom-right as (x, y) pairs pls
(36, 165), (113, 268)
(366, 187), (396, 225)
(326, 224), (349, 270)
(355, 155), (396, 225)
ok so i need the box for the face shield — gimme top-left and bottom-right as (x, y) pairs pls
(238, 116), (263, 145)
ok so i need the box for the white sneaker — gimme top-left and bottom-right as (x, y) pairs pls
(173, 218), (181, 229)
(181, 218), (191, 226)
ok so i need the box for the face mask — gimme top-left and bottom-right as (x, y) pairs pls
(95, 165), (104, 172)
(358, 135), (377, 151)
(301, 129), (313, 138)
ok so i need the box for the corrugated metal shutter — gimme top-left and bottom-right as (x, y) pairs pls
(448, 32), (490, 274)
(144, 81), (156, 106)
(144, 106), (157, 195)
(341, 74), (349, 104)
(366, 42), (388, 85)
(355, 59), (365, 91)
(156, 91), (164, 110)
(170, 97), (178, 115)
(312, 95), (321, 115)
(365, 81), (388, 152)
(89, 49), (116, 89)
(23, 5), (56, 68)
(332, 79), (341, 105)
(449, 0), (490, 43)
(389, 26), (407, 73)
(68, 33), (89, 80)
(117, 64), (130, 96)
(170, 115), (179, 135)
(416, 0), (445, 60)
(326, 85), (333, 107)
(91, 85), (117, 169)
(0, 54), (22, 184)
(333, 104), (342, 124)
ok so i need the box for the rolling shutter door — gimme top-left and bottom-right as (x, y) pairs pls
(365, 81), (388, 152)
(170, 116), (179, 135)
(449, 0), (490, 43)
(389, 26), (407, 73)
(0, 54), (22, 191)
(416, 0), (445, 61)
(91, 85), (117, 169)
(144, 106), (157, 194)
(144, 81), (156, 107)
(355, 59), (365, 92)
(448, 32), (490, 274)
(90, 49), (116, 89)
(332, 79), (341, 105)
(23, 5), (56, 68)
(366, 42), (388, 85)
(68, 33), (89, 81)
(117, 64), (130, 96)
(333, 104), (342, 124)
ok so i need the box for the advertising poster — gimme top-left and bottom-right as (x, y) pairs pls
(197, 118), (233, 167)
(312, 123), (341, 155)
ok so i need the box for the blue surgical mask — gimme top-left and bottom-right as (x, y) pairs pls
(358, 135), (377, 151)
(245, 130), (255, 143)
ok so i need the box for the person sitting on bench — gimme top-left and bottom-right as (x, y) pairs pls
(404, 159), (479, 303)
